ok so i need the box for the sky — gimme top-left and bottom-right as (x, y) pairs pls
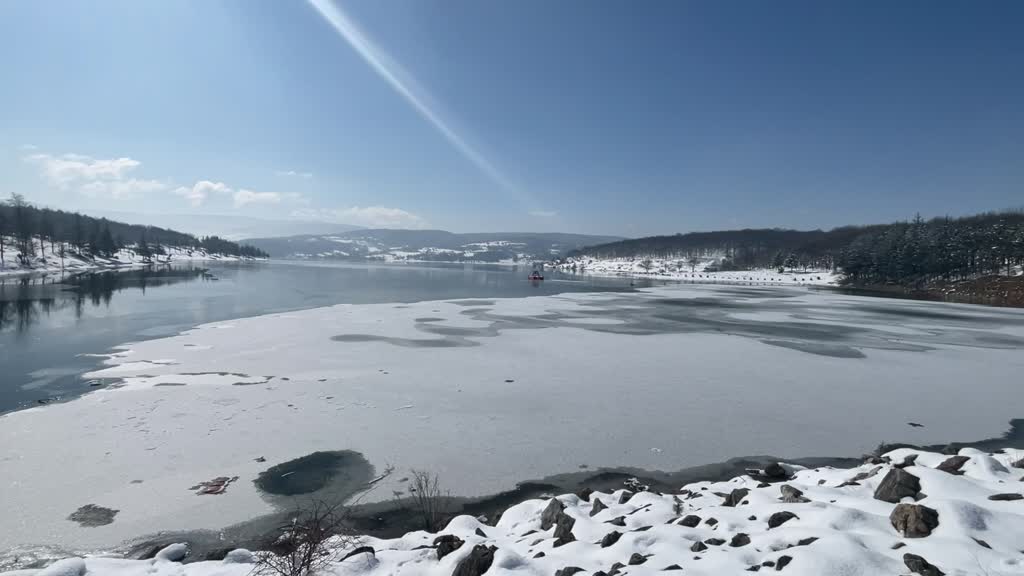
(1, 0), (1022, 238)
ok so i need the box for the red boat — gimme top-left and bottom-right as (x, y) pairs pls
(528, 271), (544, 281)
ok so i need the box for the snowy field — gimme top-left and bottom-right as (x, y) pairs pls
(2, 284), (1024, 555)
(4, 446), (1023, 576)
(555, 257), (839, 285)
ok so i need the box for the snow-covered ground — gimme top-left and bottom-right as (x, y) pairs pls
(4, 446), (1023, 576)
(0, 239), (251, 278)
(556, 257), (840, 285)
(2, 284), (1024, 554)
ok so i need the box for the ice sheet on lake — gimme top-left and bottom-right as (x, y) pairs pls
(2, 284), (1024, 550)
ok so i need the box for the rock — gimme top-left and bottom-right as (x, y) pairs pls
(663, 565), (682, 571)
(704, 538), (726, 546)
(903, 553), (945, 576)
(757, 482), (771, 488)
(679, 515), (701, 527)
(779, 485), (810, 503)
(704, 517), (718, 526)
(891, 542), (906, 550)
(434, 535), (464, 560)
(590, 498), (608, 517)
(988, 493), (1023, 501)
(746, 566), (761, 572)
(796, 537), (818, 547)
(748, 515), (757, 521)
(874, 469), (921, 503)
(155, 543), (189, 562)
(38, 558), (86, 576)
(690, 541), (708, 552)
(221, 549), (255, 564)
(553, 514), (577, 547)
(1012, 458), (1024, 469)
(972, 537), (991, 549)
(935, 455), (970, 474)
(762, 560), (776, 567)
(474, 527), (487, 538)
(839, 465), (883, 486)
(627, 553), (647, 565)
(895, 454), (919, 469)
(730, 533), (751, 547)
(601, 531), (622, 548)
(576, 487), (593, 502)
(775, 555), (792, 571)
(594, 572), (608, 576)
(632, 525), (652, 532)
(763, 462), (789, 479)
(890, 503), (940, 538)
(723, 488), (750, 507)
(768, 511), (798, 529)
(606, 516), (626, 527)
(618, 491), (634, 504)
(452, 545), (496, 576)
(533, 552), (545, 558)
(541, 498), (566, 530)
(555, 568), (584, 576)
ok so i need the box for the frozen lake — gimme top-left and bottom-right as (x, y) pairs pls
(2, 265), (1024, 552)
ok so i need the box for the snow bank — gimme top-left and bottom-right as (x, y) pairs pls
(2, 284), (1023, 552)
(557, 256), (840, 285)
(6, 447), (1023, 576)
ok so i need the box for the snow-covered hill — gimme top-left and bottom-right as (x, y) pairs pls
(243, 230), (623, 264)
(6, 446), (1022, 576)
(556, 255), (840, 285)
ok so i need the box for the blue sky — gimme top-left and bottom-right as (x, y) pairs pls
(1, 0), (1022, 237)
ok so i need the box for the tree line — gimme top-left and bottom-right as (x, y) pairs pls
(569, 210), (1024, 286)
(0, 194), (268, 266)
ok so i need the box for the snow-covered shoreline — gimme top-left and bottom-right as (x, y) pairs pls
(0, 245), (256, 279)
(554, 257), (840, 285)
(4, 446), (1023, 575)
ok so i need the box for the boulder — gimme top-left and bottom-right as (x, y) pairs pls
(590, 498), (608, 517)
(1012, 458), (1024, 469)
(553, 514), (576, 547)
(474, 528), (487, 538)
(541, 498), (566, 530)
(690, 541), (708, 552)
(704, 538), (726, 546)
(576, 487), (593, 502)
(600, 531), (622, 548)
(627, 553), (647, 565)
(763, 462), (789, 479)
(987, 493), (1023, 501)
(796, 537), (818, 547)
(221, 549), (255, 564)
(723, 488), (750, 507)
(555, 568), (584, 576)
(434, 535), (464, 560)
(663, 564), (682, 571)
(779, 485), (810, 503)
(935, 455), (970, 474)
(874, 469), (921, 503)
(775, 555), (792, 571)
(890, 503), (939, 538)
(678, 515), (701, 527)
(607, 516), (626, 527)
(704, 517), (718, 526)
(452, 545), (496, 576)
(618, 491), (634, 505)
(767, 511), (798, 529)
(894, 454), (919, 469)
(903, 553), (945, 576)
(730, 533), (751, 547)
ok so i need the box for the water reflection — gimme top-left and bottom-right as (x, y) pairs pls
(0, 267), (210, 333)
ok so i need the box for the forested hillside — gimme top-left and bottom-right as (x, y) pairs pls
(0, 194), (267, 265)
(569, 211), (1024, 286)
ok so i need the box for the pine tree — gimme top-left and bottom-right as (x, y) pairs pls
(0, 210), (6, 266)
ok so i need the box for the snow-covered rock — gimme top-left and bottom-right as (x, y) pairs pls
(6, 447), (1023, 576)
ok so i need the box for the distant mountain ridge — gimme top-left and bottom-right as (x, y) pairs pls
(242, 229), (623, 263)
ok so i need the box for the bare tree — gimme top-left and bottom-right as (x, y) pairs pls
(408, 469), (451, 532)
(0, 210), (6, 267)
(252, 500), (365, 576)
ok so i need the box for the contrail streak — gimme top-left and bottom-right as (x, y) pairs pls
(307, 0), (517, 194)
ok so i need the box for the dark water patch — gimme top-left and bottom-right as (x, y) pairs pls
(332, 334), (476, 348)
(254, 450), (374, 497)
(449, 299), (496, 307)
(414, 317), (445, 323)
(68, 504), (119, 527)
(760, 339), (867, 359)
(154, 382), (187, 387)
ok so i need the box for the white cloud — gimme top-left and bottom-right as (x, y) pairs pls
(291, 206), (426, 229)
(275, 169), (313, 179)
(529, 210), (558, 218)
(233, 189), (305, 208)
(23, 151), (166, 199)
(172, 180), (232, 207)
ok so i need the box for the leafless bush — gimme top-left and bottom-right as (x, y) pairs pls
(252, 500), (362, 576)
(408, 469), (451, 532)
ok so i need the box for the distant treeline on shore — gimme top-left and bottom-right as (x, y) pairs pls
(0, 194), (268, 262)
(570, 210), (1024, 286)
